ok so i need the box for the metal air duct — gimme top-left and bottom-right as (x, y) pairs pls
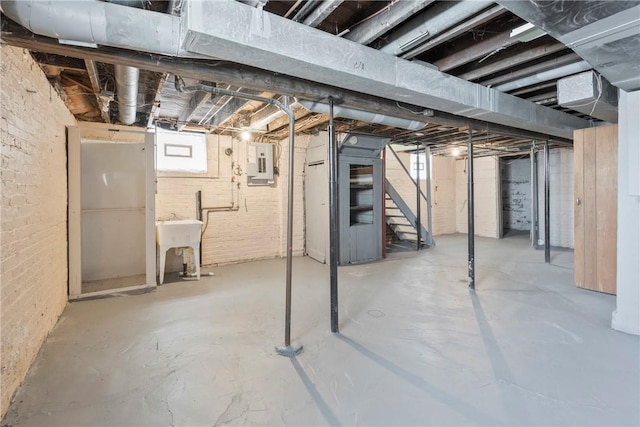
(497, 1), (640, 92)
(303, 0), (344, 28)
(2, 0), (591, 138)
(114, 65), (139, 125)
(558, 70), (618, 123)
(494, 61), (592, 92)
(0, 0), (182, 56)
(378, 0), (494, 55)
(180, 0), (589, 139)
(250, 101), (302, 130)
(298, 100), (426, 130)
(344, 0), (435, 45)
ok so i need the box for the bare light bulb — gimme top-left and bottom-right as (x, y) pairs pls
(451, 147), (461, 157)
(241, 130), (251, 141)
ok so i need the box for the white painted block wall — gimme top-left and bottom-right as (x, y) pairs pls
(456, 157), (500, 238)
(431, 156), (457, 235)
(156, 133), (308, 270)
(612, 90), (640, 335)
(537, 148), (574, 248)
(0, 45), (76, 418)
(385, 151), (456, 236)
(385, 151), (429, 236)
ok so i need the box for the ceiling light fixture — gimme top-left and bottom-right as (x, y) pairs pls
(510, 23), (546, 43)
(241, 130), (251, 141)
(451, 147), (461, 157)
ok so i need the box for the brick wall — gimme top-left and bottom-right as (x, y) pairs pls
(455, 156), (500, 238)
(501, 157), (532, 231)
(0, 46), (76, 418)
(156, 133), (308, 270)
(279, 134), (310, 257)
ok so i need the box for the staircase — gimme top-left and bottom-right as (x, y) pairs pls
(385, 179), (430, 248)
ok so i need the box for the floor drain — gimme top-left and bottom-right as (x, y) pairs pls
(367, 310), (384, 318)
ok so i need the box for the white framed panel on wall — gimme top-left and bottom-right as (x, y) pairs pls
(156, 128), (207, 173)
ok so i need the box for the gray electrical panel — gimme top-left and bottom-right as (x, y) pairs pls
(247, 142), (275, 186)
(338, 133), (389, 265)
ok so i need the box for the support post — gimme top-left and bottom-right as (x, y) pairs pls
(328, 97), (339, 333)
(468, 126), (475, 289)
(544, 140), (551, 263)
(424, 145), (433, 247)
(415, 142), (421, 250)
(530, 143), (538, 247)
(172, 77), (302, 355)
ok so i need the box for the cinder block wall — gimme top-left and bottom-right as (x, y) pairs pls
(431, 156), (457, 235)
(0, 46), (76, 418)
(455, 156), (500, 238)
(156, 134), (308, 269)
(537, 148), (574, 248)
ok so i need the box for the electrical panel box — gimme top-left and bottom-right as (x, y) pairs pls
(247, 142), (274, 185)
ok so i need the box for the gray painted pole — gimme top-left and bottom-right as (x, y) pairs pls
(416, 142), (421, 250)
(173, 79), (302, 356)
(425, 145), (433, 247)
(328, 97), (339, 333)
(468, 126), (475, 290)
(544, 140), (551, 263)
(530, 143), (538, 248)
(275, 95), (302, 356)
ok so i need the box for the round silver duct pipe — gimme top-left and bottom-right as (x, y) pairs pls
(298, 100), (427, 130)
(114, 65), (139, 125)
(494, 61), (592, 93)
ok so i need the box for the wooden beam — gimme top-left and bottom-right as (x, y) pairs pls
(147, 74), (168, 128)
(83, 60), (111, 123)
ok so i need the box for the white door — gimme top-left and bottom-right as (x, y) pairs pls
(305, 163), (329, 263)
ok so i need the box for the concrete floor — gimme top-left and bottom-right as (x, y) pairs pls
(3, 234), (639, 426)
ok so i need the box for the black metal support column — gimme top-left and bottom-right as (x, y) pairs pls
(468, 126), (475, 290)
(544, 140), (551, 263)
(415, 142), (421, 250)
(328, 97), (339, 333)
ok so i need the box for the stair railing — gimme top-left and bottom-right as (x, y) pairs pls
(385, 144), (434, 247)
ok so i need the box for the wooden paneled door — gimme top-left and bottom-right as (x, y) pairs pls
(574, 125), (618, 294)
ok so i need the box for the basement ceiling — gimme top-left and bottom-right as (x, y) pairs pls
(2, 0), (635, 156)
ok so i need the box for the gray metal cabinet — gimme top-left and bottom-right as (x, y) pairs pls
(338, 133), (388, 265)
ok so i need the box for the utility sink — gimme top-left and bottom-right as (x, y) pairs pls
(156, 220), (203, 284)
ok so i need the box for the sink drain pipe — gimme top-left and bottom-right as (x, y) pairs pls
(175, 77), (302, 356)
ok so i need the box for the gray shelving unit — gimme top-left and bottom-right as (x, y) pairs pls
(338, 133), (389, 265)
